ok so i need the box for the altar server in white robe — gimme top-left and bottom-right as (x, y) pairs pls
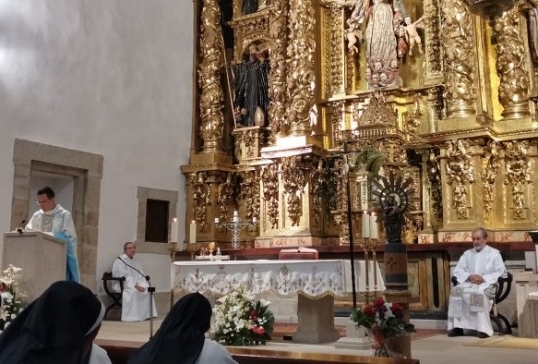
(112, 242), (157, 322)
(447, 227), (506, 338)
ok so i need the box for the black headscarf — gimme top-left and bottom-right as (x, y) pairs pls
(0, 281), (104, 364)
(128, 292), (212, 364)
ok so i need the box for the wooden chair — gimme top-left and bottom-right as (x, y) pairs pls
(102, 272), (126, 321)
(450, 272), (513, 335)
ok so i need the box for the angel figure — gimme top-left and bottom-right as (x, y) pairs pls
(345, 18), (362, 55)
(404, 16), (424, 56)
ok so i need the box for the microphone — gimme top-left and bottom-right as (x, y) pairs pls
(16, 220), (26, 234)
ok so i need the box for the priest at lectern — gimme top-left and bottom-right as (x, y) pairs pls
(25, 186), (80, 283)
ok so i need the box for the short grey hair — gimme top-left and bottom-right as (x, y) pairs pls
(472, 227), (488, 239)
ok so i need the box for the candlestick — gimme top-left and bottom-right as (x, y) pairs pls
(214, 211), (257, 250)
(370, 213), (378, 239)
(170, 218), (178, 243)
(362, 212), (370, 238)
(189, 220), (196, 244)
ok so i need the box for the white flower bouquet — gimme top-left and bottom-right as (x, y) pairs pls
(212, 290), (275, 346)
(0, 265), (26, 331)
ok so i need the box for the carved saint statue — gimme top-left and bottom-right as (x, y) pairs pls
(232, 44), (270, 127)
(383, 193), (405, 244)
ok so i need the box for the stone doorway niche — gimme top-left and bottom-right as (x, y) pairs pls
(10, 139), (103, 291)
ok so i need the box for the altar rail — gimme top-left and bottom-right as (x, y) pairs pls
(94, 339), (420, 364)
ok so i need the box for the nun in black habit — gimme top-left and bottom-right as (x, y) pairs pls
(128, 292), (237, 364)
(0, 280), (111, 364)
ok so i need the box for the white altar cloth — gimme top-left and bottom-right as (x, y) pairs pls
(170, 259), (384, 343)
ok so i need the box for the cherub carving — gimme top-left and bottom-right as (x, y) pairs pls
(404, 16), (424, 56)
(345, 18), (362, 55)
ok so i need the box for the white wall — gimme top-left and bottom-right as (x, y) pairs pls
(0, 1), (193, 293)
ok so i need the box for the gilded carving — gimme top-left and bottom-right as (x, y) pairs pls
(426, 150), (443, 220)
(240, 170), (261, 222)
(481, 141), (501, 221)
(281, 156), (307, 226)
(190, 172), (211, 231)
(198, 0), (224, 152)
(445, 139), (475, 219)
(332, 156), (350, 244)
(268, 0), (289, 136)
(402, 97), (423, 137)
(261, 163), (279, 228)
(358, 95), (398, 126)
(217, 173), (235, 222)
(287, 0), (316, 135)
(310, 159), (327, 227)
(328, 3), (344, 95)
(494, 6), (531, 118)
(423, 0), (442, 77)
(440, 0), (477, 117)
(503, 140), (532, 219)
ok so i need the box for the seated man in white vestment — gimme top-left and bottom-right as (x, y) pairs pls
(447, 227), (506, 338)
(112, 242), (157, 322)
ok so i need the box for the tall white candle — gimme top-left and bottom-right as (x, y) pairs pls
(190, 220), (196, 244)
(170, 218), (178, 243)
(232, 210), (238, 222)
(370, 213), (378, 239)
(362, 212), (370, 238)
(215, 217), (220, 224)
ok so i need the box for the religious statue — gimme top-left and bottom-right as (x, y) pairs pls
(404, 16), (424, 56)
(346, 0), (424, 88)
(372, 172), (415, 244)
(232, 44), (270, 127)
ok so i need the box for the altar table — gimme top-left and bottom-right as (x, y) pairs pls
(171, 259), (384, 343)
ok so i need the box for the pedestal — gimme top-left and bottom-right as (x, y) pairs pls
(335, 320), (372, 350)
(292, 294), (340, 343)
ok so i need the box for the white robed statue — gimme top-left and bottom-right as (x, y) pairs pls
(447, 228), (506, 338)
(112, 242), (157, 322)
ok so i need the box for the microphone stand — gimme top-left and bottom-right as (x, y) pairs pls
(146, 276), (156, 339)
(148, 286), (155, 338)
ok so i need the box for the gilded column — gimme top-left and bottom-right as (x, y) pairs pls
(494, 7), (531, 119)
(440, 0), (477, 117)
(326, 3), (344, 96)
(268, 0), (289, 137)
(423, 0), (443, 84)
(286, 0), (316, 136)
(199, 0), (225, 152)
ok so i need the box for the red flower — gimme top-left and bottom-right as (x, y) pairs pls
(363, 305), (376, 317)
(0, 283), (7, 293)
(391, 302), (403, 316)
(251, 326), (265, 335)
(250, 309), (259, 320)
(373, 297), (385, 308)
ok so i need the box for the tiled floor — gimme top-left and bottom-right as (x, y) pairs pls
(97, 319), (538, 363)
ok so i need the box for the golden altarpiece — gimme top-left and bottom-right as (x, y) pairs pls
(179, 0), (538, 314)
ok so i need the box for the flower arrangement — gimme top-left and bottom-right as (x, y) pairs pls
(350, 297), (415, 357)
(212, 291), (275, 346)
(0, 265), (26, 332)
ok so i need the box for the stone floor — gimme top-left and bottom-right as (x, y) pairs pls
(97, 318), (538, 363)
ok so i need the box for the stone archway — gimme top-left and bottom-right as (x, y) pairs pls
(10, 139), (103, 291)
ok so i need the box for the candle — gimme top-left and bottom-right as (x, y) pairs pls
(362, 212), (370, 238)
(370, 213), (378, 239)
(215, 217), (220, 224)
(252, 216), (257, 224)
(232, 210), (238, 223)
(233, 210), (238, 216)
(170, 218), (178, 243)
(190, 220), (196, 244)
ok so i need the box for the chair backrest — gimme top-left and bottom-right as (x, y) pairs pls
(102, 271), (125, 296)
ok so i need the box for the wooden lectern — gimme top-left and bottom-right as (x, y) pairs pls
(1, 232), (67, 302)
